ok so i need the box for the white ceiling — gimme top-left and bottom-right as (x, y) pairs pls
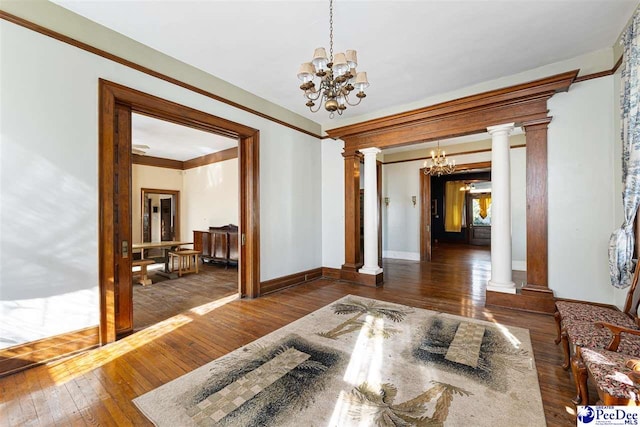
(54, 1), (637, 127)
(132, 113), (238, 161)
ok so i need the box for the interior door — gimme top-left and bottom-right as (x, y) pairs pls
(143, 197), (151, 242)
(160, 198), (172, 241)
(468, 193), (491, 246)
(114, 103), (133, 336)
(420, 170), (432, 261)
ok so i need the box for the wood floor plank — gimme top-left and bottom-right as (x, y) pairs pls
(1, 244), (582, 425)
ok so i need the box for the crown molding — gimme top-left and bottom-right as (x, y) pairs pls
(132, 146), (238, 170)
(0, 9), (322, 139)
(325, 70), (578, 142)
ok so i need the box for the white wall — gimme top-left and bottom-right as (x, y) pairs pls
(548, 76), (617, 303)
(321, 139), (345, 269)
(612, 68), (627, 309)
(182, 159), (239, 240)
(0, 19), (321, 348)
(382, 160), (422, 260)
(510, 147), (527, 270)
(132, 164), (182, 244)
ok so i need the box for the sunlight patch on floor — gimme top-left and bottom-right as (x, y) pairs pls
(343, 315), (384, 388)
(47, 313), (193, 385)
(47, 293), (241, 385)
(483, 311), (522, 348)
(189, 293), (239, 316)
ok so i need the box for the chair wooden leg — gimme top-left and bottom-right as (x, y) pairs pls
(571, 350), (589, 405)
(561, 331), (571, 370)
(554, 311), (562, 345)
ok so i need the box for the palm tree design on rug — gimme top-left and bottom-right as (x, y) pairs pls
(346, 381), (472, 426)
(317, 299), (411, 340)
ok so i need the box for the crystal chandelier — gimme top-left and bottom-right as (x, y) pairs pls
(296, 0), (369, 118)
(423, 141), (456, 176)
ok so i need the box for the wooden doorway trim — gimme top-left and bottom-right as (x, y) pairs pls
(419, 168), (431, 261)
(140, 188), (180, 242)
(327, 70), (578, 311)
(99, 79), (260, 344)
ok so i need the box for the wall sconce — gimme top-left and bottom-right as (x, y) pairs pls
(384, 197), (390, 207)
(412, 196), (417, 207)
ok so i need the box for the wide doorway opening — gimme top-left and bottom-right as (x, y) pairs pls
(379, 130), (527, 291)
(99, 80), (260, 344)
(130, 113), (240, 332)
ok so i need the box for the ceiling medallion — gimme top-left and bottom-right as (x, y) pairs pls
(296, 0), (369, 118)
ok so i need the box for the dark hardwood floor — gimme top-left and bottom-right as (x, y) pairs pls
(1, 243), (580, 426)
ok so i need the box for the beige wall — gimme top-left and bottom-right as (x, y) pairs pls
(132, 160), (239, 245)
(181, 159), (239, 240)
(132, 165), (182, 244)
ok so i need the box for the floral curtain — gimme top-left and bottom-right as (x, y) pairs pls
(610, 9), (640, 288)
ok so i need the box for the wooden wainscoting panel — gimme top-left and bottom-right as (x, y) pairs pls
(0, 326), (99, 377)
(260, 268), (323, 295)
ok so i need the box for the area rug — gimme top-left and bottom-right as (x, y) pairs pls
(133, 296), (546, 426)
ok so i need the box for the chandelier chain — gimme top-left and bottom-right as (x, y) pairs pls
(296, 0), (369, 117)
(329, 0), (334, 62)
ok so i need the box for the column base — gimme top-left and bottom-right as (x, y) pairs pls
(340, 268), (383, 287)
(487, 280), (517, 294)
(359, 266), (383, 275)
(486, 286), (555, 314)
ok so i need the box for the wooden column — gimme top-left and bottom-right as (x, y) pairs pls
(523, 118), (551, 288)
(342, 151), (362, 271)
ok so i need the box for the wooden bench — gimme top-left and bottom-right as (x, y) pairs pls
(132, 259), (155, 286)
(168, 250), (200, 277)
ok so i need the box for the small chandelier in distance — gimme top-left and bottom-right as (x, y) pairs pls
(423, 141), (456, 176)
(296, 0), (369, 118)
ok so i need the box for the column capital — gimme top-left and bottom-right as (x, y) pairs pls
(487, 122), (515, 136)
(359, 147), (381, 156)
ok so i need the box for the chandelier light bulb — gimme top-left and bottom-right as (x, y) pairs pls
(345, 50), (358, 68)
(297, 63), (315, 83)
(312, 47), (329, 71)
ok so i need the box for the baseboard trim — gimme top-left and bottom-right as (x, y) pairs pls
(260, 267), (323, 295)
(382, 251), (420, 261)
(321, 267), (342, 280)
(0, 326), (99, 377)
